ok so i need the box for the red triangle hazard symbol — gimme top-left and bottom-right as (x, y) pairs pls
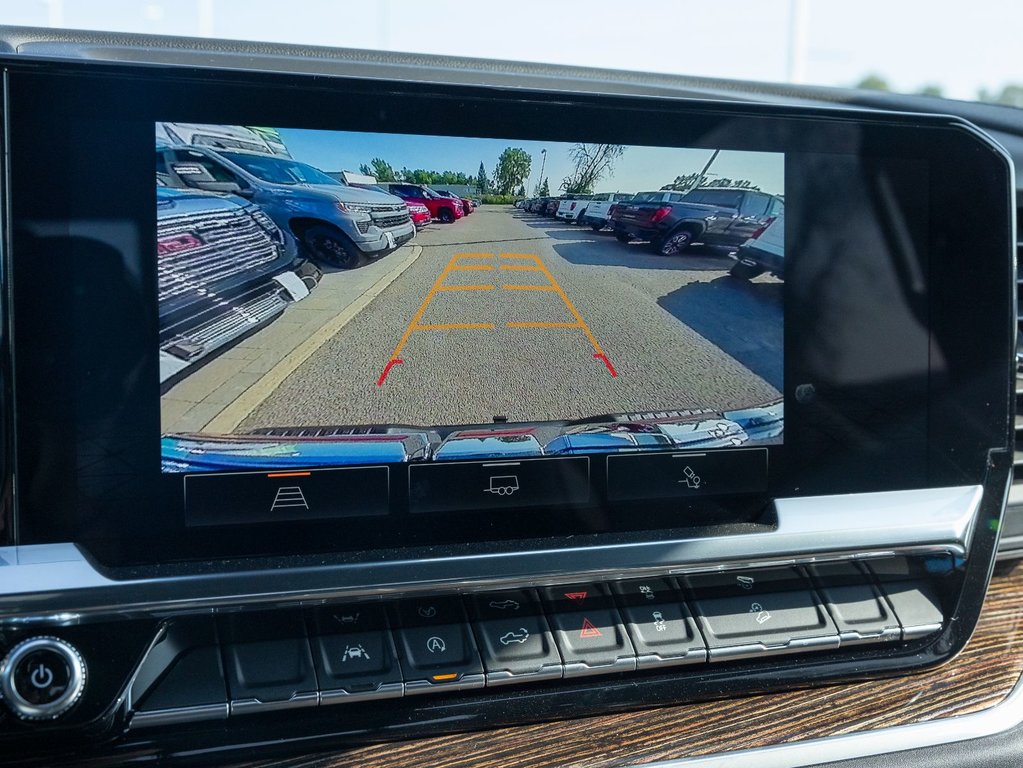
(565, 591), (588, 604)
(579, 618), (603, 638)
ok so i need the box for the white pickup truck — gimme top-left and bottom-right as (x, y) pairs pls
(554, 194), (592, 223)
(579, 192), (634, 230)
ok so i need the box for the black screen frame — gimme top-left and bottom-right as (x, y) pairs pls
(0, 57), (1014, 567)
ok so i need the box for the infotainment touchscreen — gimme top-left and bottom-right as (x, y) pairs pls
(157, 123), (784, 495)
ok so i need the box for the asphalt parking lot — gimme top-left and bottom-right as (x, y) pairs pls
(229, 205), (782, 431)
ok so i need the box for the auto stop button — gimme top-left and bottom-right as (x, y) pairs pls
(0, 637), (86, 720)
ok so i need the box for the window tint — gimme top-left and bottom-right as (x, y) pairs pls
(739, 193), (771, 217)
(768, 197), (786, 216)
(179, 151), (240, 184)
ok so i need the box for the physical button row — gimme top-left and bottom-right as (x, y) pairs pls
(131, 560), (944, 725)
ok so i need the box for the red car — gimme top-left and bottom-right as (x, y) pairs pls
(406, 202), (432, 229)
(381, 182), (464, 222)
(437, 189), (474, 214)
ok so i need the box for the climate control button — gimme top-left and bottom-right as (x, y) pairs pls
(0, 637), (86, 720)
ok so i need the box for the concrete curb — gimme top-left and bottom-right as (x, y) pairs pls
(203, 244), (424, 433)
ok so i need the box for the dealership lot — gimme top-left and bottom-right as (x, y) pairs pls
(224, 206), (782, 431)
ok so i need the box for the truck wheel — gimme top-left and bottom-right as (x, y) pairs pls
(438, 208), (455, 223)
(614, 231), (632, 243)
(656, 229), (693, 256)
(590, 222), (604, 231)
(573, 209), (586, 225)
(301, 225), (365, 270)
(729, 261), (765, 280)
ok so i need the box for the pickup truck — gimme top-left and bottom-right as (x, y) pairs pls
(580, 192), (635, 230)
(157, 146), (415, 269)
(156, 186), (318, 384)
(610, 187), (785, 256)
(554, 194), (592, 223)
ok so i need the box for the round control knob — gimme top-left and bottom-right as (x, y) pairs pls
(0, 637), (86, 720)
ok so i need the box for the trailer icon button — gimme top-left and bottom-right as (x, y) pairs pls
(484, 475), (519, 496)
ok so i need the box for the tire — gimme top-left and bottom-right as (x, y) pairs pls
(729, 261), (765, 280)
(573, 209), (586, 225)
(614, 231), (632, 243)
(438, 208), (455, 223)
(590, 222), (604, 231)
(301, 224), (365, 270)
(656, 228), (694, 256)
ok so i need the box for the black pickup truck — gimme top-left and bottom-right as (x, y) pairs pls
(610, 187), (784, 256)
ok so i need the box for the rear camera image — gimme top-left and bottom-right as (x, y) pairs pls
(156, 123), (784, 473)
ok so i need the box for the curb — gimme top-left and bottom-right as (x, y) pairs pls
(203, 243), (424, 433)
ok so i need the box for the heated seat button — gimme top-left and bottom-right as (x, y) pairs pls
(611, 579), (706, 667)
(808, 563), (901, 645)
(689, 589), (839, 660)
(469, 590), (562, 684)
(311, 604), (403, 703)
(220, 610), (319, 714)
(540, 583), (636, 677)
(394, 597), (484, 693)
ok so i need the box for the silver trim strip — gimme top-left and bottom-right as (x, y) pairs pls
(0, 486), (983, 620)
(319, 682), (404, 704)
(563, 657), (638, 678)
(633, 667), (1023, 768)
(130, 702), (228, 729)
(404, 673), (485, 695)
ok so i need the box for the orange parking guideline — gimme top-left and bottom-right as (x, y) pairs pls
(377, 254), (495, 386)
(377, 252), (617, 386)
(501, 253), (608, 358)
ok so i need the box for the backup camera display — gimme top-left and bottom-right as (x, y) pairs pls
(157, 123), (784, 475)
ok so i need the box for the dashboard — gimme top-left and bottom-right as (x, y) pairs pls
(0, 25), (1018, 768)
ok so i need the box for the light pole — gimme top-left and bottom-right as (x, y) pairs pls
(535, 149), (547, 195)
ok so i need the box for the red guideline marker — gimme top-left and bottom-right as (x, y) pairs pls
(593, 353), (618, 377)
(376, 358), (403, 386)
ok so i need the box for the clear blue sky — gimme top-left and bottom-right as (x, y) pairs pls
(5, 1), (1022, 101)
(279, 127), (784, 195)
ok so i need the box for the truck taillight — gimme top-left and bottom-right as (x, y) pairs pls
(749, 216), (777, 240)
(650, 206), (672, 224)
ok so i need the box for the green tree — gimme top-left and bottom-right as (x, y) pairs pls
(358, 163), (372, 176)
(368, 158), (397, 182)
(493, 147), (532, 195)
(515, 184), (526, 197)
(979, 83), (1023, 107)
(560, 144), (625, 194)
(537, 177), (550, 196)
(476, 162), (490, 195)
(917, 84), (943, 97)
(855, 74), (891, 91)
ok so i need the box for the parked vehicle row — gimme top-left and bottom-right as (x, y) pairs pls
(517, 186), (785, 279)
(156, 136), (479, 386)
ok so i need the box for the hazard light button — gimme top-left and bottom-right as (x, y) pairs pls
(540, 583), (636, 677)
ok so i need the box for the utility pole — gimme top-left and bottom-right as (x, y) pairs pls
(536, 149), (547, 195)
(693, 149), (720, 190)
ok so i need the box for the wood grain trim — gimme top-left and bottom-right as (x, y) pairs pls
(237, 563), (1023, 768)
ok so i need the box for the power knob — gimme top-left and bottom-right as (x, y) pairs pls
(0, 637), (86, 720)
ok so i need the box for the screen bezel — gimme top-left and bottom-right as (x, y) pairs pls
(1, 57), (1014, 566)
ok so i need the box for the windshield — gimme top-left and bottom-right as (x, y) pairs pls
(5, 2), (1020, 107)
(631, 192), (664, 202)
(220, 151), (343, 186)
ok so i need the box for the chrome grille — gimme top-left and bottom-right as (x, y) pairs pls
(370, 206), (411, 229)
(161, 287), (287, 359)
(157, 205), (281, 302)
